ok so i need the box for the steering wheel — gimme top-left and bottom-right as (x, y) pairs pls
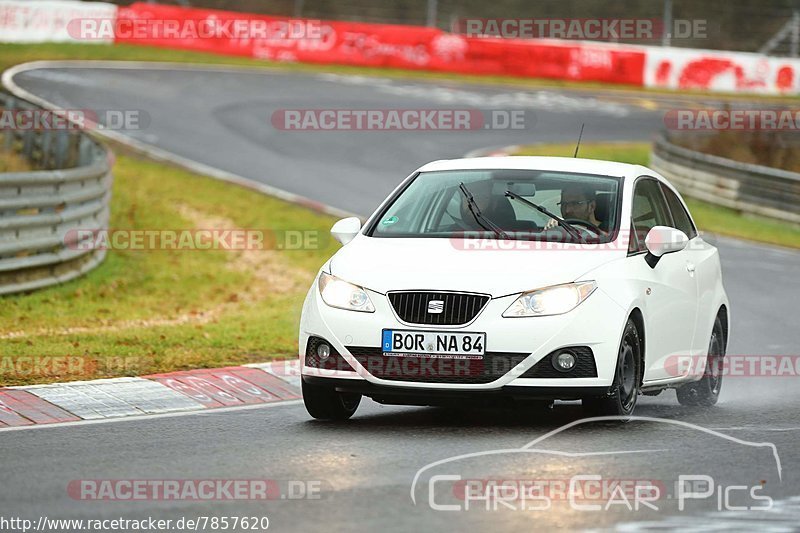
(564, 218), (603, 238)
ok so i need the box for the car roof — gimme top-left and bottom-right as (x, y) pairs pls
(416, 156), (652, 181)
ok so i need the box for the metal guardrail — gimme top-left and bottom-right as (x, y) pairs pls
(651, 133), (800, 225)
(0, 92), (112, 296)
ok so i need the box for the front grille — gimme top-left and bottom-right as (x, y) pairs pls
(305, 336), (356, 372)
(347, 346), (527, 384)
(387, 291), (490, 326)
(520, 347), (597, 378)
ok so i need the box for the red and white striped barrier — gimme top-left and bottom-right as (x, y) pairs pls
(0, 0), (117, 43)
(644, 46), (800, 95)
(2, 1), (798, 95)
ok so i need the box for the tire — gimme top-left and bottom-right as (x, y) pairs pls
(302, 379), (361, 420)
(676, 316), (725, 407)
(583, 318), (641, 417)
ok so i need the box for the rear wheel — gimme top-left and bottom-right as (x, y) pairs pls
(676, 317), (725, 407)
(302, 380), (361, 420)
(583, 318), (641, 417)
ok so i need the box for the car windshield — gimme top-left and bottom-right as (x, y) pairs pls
(368, 169), (622, 243)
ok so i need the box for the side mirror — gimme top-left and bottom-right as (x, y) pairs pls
(644, 226), (688, 268)
(331, 217), (361, 245)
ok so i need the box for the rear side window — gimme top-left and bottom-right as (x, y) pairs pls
(661, 184), (697, 239)
(630, 178), (672, 253)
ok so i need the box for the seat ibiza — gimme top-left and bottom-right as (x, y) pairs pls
(299, 157), (729, 420)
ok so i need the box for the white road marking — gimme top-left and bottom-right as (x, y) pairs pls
(246, 361), (302, 388)
(18, 377), (204, 419)
(317, 73), (632, 116)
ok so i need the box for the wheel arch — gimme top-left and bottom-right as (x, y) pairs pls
(716, 304), (729, 353)
(629, 307), (646, 385)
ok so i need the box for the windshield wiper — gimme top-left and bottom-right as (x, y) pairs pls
(504, 190), (584, 242)
(458, 183), (509, 240)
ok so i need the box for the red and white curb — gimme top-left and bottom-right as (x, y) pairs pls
(0, 360), (300, 429)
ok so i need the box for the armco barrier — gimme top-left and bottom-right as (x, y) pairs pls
(651, 133), (800, 224)
(0, 92), (112, 295)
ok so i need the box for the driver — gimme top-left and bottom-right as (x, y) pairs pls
(545, 183), (606, 232)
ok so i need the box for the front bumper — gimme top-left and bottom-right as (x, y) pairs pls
(299, 276), (628, 396)
(303, 376), (609, 406)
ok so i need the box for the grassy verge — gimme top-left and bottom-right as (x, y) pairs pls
(0, 149), (32, 172)
(0, 42), (795, 103)
(670, 131), (800, 173)
(0, 152), (339, 385)
(513, 142), (800, 249)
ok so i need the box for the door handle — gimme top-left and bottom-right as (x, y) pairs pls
(686, 262), (696, 273)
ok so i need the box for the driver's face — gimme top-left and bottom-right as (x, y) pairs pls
(560, 190), (594, 221)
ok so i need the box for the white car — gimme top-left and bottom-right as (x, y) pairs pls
(299, 157), (729, 420)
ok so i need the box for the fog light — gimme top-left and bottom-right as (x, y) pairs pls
(553, 351), (576, 372)
(317, 343), (331, 360)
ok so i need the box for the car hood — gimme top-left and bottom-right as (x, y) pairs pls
(329, 235), (622, 297)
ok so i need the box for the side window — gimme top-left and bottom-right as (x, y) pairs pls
(661, 184), (697, 239)
(630, 178), (671, 253)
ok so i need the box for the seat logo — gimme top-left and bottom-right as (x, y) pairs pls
(427, 300), (444, 314)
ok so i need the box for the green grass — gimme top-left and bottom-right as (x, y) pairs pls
(1, 42), (797, 103)
(514, 141), (650, 165)
(0, 153), (339, 385)
(513, 142), (800, 249)
(0, 149), (32, 172)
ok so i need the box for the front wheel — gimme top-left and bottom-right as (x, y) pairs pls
(302, 379), (361, 420)
(676, 317), (725, 407)
(583, 318), (641, 417)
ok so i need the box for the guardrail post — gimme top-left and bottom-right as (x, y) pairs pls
(78, 135), (93, 166)
(2, 95), (14, 151)
(41, 129), (53, 170)
(21, 128), (34, 160)
(54, 130), (69, 169)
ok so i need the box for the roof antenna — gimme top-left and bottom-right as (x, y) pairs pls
(573, 123), (585, 158)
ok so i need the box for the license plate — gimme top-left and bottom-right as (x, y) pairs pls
(382, 329), (486, 357)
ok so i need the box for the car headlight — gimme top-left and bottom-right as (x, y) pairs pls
(318, 272), (375, 313)
(502, 281), (597, 317)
